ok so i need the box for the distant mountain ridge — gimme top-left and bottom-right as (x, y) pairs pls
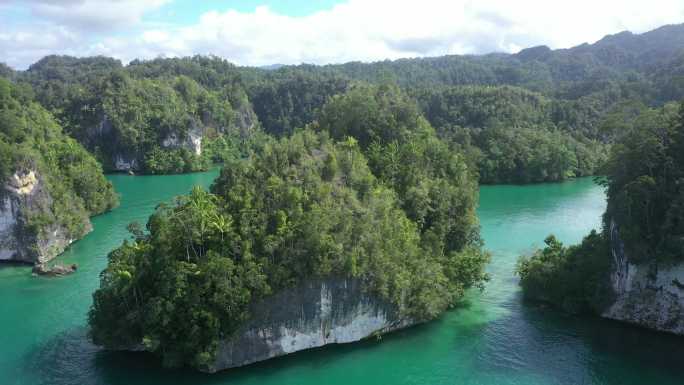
(516, 24), (684, 69)
(3, 23), (684, 76)
(295, 23), (684, 96)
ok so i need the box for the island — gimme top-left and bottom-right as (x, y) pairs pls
(88, 86), (491, 371)
(518, 101), (684, 333)
(0, 78), (117, 264)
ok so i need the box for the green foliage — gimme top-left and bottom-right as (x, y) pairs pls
(318, 83), (424, 147)
(202, 130), (272, 165)
(603, 102), (684, 261)
(18, 23), (684, 180)
(23, 55), (123, 113)
(317, 84), (481, 256)
(127, 55), (244, 92)
(517, 100), (684, 315)
(414, 85), (552, 130)
(0, 63), (15, 80)
(477, 126), (606, 183)
(0, 77), (117, 239)
(21, 57), (253, 174)
(248, 69), (350, 136)
(89, 129), (489, 370)
(516, 231), (610, 314)
(92, 72), (236, 173)
(90, 187), (268, 368)
(413, 85), (608, 183)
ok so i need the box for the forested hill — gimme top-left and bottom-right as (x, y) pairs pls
(548, 24), (684, 72)
(290, 23), (684, 100)
(1, 23), (683, 182)
(0, 63), (15, 80)
(5, 23), (684, 107)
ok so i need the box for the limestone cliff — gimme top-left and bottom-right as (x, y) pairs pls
(93, 101), (258, 173)
(0, 170), (86, 264)
(204, 278), (413, 372)
(601, 220), (684, 334)
(93, 114), (201, 172)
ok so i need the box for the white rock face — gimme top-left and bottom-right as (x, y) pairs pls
(1, 170), (82, 264)
(273, 283), (401, 354)
(6, 171), (37, 195)
(1, 171), (36, 261)
(208, 278), (414, 372)
(602, 220), (684, 334)
(0, 197), (19, 260)
(114, 155), (138, 171)
(161, 134), (180, 148)
(188, 130), (202, 156)
(161, 132), (202, 156)
(93, 114), (113, 137)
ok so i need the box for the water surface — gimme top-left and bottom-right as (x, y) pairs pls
(2, 175), (683, 385)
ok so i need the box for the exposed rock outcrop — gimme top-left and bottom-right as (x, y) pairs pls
(94, 100), (257, 173)
(0, 196), (20, 261)
(161, 121), (204, 156)
(0, 170), (84, 264)
(204, 278), (413, 372)
(601, 220), (684, 334)
(113, 153), (139, 172)
(32, 263), (78, 276)
(7, 171), (38, 195)
(233, 101), (258, 137)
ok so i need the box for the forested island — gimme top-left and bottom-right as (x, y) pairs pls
(2, 23), (684, 372)
(90, 123), (489, 370)
(518, 100), (684, 332)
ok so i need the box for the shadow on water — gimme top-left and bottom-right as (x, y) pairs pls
(23, 317), (455, 385)
(469, 290), (684, 385)
(25, 287), (684, 385)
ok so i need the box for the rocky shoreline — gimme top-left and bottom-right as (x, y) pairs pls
(32, 263), (78, 277)
(206, 278), (416, 372)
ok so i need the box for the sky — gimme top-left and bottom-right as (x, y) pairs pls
(1, 0), (684, 70)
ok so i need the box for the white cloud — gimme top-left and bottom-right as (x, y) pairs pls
(14, 0), (169, 31)
(0, 26), (79, 70)
(2, 0), (684, 69)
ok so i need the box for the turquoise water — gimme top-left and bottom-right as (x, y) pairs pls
(1, 174), (683, 385)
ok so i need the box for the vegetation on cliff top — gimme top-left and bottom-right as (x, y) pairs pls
(316, 84), (480, 253)
(14, 24), (684, 180)
(517, 101), (684, 312)
(15, 56), (255, 174)
(0, 77), (117, 243)
(59, 70), (250, 174)
(89, 128), (489, 369)
(602, 102), (684, 262)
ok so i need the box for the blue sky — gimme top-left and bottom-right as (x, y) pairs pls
(148, 1), (344, 22)
(1, 1), (344, 38)
(1, 0), (683, 69)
